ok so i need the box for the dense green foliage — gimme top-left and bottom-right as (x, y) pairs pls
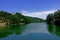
(0, 11), (44, 25)
(46, 10), (60, 25)
(46, 13), (54, 24)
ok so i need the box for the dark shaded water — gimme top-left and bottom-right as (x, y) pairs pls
(0, 23), (60, 40)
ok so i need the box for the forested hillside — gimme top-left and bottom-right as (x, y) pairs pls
(0, 11), (44, 26)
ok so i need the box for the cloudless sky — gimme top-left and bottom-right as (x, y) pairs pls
(0, 0), (60, 12)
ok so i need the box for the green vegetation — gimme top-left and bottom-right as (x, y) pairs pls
(46, 13), (54, 24)
(46, 10), (60, 25)
(0, 11), (44, 26)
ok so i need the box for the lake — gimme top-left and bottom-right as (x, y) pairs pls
(0, 22), (60, 40)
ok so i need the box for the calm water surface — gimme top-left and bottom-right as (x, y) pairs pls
(0, 22), (60, 40)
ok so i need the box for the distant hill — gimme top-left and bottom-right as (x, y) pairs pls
(0, 11), (44, 26)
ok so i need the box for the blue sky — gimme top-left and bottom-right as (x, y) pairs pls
(0, 0), (60, 19)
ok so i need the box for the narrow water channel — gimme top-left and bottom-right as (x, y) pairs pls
(0, 22), (60, 40)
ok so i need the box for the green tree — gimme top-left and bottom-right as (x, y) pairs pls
(46, 13), (54, 24)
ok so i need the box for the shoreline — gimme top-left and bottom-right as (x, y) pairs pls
(0, 23), (6, 27)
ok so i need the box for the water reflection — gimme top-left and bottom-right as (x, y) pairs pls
(0, 24), (25, 38)
(22, 23), (49, 34)
(0, 23), (60, 40)
(48, 24), (60, 37)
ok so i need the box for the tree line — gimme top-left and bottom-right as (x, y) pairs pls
(46, 10), (60, 25)
(0, 11), (44, 25)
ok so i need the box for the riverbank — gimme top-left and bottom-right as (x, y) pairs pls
(0, 23), (6, 26)
(0, 22), (25, 27)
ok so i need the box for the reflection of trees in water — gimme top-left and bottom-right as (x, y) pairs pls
(0, 24), (25, 38)
(48, 24), (60, 37)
